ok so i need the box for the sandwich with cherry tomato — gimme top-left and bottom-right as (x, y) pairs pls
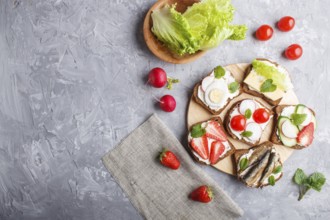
(243, 58), (294, 106)
(187, 117), (236, 165)
(224, 99), (273, 146)
(270, 104), (316, 149)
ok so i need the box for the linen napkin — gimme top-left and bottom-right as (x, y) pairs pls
(102, 114), (243, 220)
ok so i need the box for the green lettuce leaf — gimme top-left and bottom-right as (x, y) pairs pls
(151, 0), (247, 56)
(151, 5), (198, 56)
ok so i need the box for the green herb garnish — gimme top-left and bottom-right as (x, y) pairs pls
(244, 109), (252, 119)
(260, 79), (277, 93)
(214, 66), (226, 79)
(239, 157), (249, 171)
(191, 124), (206, 138)
(293, 168), (326, 201)
(241, 131), (253, 138)
(228, 81), (239, 93)
(291, 113), (307, 126)
(273, 165), (282, 174)
(268, 176), (275, 186)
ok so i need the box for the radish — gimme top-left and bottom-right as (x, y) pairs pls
(239, 99), (256, 115)
(159, 95), (176, 112)
(245, 122), (262, 141)
(148, 67), (167, 88)
(281, 120), (299, 138)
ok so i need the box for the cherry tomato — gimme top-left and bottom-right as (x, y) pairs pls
(230, 115), (246, 131)
(277, 16), (295, 32)
(160, 95), (176, 112)
(253, 108), (270, 124)
(285, 44), (303, 60)
(148, 67), (167, 88)
(255, 25), (273, 41)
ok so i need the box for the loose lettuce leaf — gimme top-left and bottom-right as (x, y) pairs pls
(151, 0), (247, 56)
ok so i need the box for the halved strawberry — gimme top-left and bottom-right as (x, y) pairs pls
(190, 135), (209, 160)
(209, 141), (226, 165)
(205, 121), (227, 141)
(297, 122), (314, 146)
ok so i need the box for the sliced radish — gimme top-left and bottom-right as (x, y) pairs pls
(198, 86), (204, 99)
(239, 99), (256, 115)
(201, 76), (214, 92)
(281, 120), (299, 138)
(300, 108), (312, 126)
(245, 122), (262, 141)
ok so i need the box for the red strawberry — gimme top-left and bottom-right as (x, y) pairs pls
(209, 141), (225, 165)
(159, 149), (180, 170)
(189, 185), (213, 203)
(205, 121), (227, 141)
(190, 135), (209, 160)
(297, 122), (314, 146)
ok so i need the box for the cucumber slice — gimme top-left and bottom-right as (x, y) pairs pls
(277, 116), (297, 147)
(281, 120), (299, 138)
(295, 104), (317, 129)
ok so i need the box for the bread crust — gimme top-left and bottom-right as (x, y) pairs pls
(224, 99), (274, 147)
(233, 141), (283, 188)
(242, 58), (286, 106)
(187, 117), (236, 165)
(193, 70), (242, 115)
(270, 105), (316, 150)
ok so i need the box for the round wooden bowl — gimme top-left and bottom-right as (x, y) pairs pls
(143, 0), (206, 64)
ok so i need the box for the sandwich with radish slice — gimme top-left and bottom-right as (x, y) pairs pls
(188, 117), (236, 165)
(193, 65), (241, 115)
(224, 99), (273, 146)
(270, 104), (316, 149)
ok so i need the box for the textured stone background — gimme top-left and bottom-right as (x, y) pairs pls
(0, 0), (329, 219)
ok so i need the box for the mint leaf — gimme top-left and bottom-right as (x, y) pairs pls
(308, 172), (326, 192)
(241, 131), (253, 138)
(191, 124), (206, 138)
(228, 81), (239, 93)
(293, 168), (326, 201)
(260, 79), (277, 93)
(244, 109), (252, 119)
(268, 175), (275, 186)
(273, 165), (282, 174)
(293, 168), (308, 185)
(239, 157), (249, 171)
(291, 113), (307, 126)
(214, 66), (225, 79)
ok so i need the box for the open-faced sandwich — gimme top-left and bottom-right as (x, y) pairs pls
(188, 117), (235, 165)
(234, 141), (283, 188)
(193, 66), (241, 115)
(271, 104), (316, 149)
(224, 99), (273, 146)
(243, 58), (294, 106)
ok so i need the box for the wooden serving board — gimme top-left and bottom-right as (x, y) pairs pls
(187, 63), (299, 175)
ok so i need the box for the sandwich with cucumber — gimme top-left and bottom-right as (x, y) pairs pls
(270, 104), (316, 149)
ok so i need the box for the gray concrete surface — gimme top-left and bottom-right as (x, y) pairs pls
(0, 0), (329, 219)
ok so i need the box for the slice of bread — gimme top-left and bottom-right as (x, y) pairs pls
(233, 141), (283, 188)
(242, 58), (289, 106)
(193, 70), (242, 115)
(224, 99), (274, 146)
(187, 117), (236, 165)
(270, 105), (316, 150)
